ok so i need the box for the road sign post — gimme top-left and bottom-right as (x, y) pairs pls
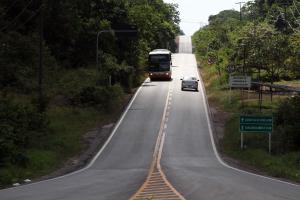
(240, 115), (273, 153)
(269, 132), (271, 154)
(241, 132), (244, 150)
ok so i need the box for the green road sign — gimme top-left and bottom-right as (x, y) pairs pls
(240, 116), (273, 133)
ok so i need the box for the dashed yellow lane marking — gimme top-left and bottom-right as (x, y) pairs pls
(130, 84), (185, 200)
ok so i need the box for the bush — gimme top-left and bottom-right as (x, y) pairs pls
(274, 96), (300, 152)
(0, 98), (49, 167)
(55, 68), (125, 109)
(0, 169), (14, 186)
(102, 84), (125, 111)
(0, 31), (57, 93)
(56, 68), (97, 100)
(72, 84), (124, 111)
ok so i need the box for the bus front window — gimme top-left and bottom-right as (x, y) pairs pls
(149, 55), (169, 64)
(159, 62), (170, 71)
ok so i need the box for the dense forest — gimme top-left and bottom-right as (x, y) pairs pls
(193, 0), (300, 82)
(193, 0), (300, 155)
(0, 0), (180, 185)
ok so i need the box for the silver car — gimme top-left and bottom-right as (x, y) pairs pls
(180, 76), (199, 91)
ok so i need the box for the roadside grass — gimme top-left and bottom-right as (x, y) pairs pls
(0, 102), (125, 186)
(200, 64), (300, 183)
(0, 66), (136, 187)
(0, 105), (102, 185)
(275, 80), (300, 87)
(47, 106), (105, 159)
(0, 150), (58, 185)
(222, 116), (300, 182)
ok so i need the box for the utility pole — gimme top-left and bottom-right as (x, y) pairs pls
(243, 44), (246, 75)
(236, 2), (245, 21)
(38, 0), (44, 112)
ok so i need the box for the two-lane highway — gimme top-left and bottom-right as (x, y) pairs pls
(1, 36), (300, 200)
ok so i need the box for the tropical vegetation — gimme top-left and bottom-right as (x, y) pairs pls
(193, 0), (300, 182)
(0, 0), (180, 186)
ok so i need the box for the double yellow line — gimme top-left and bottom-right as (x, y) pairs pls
(130, 83), (185, 200)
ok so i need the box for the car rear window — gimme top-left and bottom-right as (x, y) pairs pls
(183, 77), (197, 81)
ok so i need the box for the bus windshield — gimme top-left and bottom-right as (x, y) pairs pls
(149, 54), (170, 64)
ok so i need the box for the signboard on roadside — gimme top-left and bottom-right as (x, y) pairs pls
(240, 116), (273, 133)
(239, 115), (273, 153)
(229, 76), (251, 88)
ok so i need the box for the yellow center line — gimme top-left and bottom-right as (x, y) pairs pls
(129, 83), (185, 200)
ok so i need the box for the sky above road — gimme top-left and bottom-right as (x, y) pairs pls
(164, 0), (251, 36)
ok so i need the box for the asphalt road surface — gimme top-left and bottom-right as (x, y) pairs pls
(161, 36), (300, 200)
(1, 36), (300, 200)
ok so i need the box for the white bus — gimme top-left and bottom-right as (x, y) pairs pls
(148, 49), (172, 81)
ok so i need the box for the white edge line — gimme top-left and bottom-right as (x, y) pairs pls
(195, 58), (300, 188)
(1, 79), (146, 191)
